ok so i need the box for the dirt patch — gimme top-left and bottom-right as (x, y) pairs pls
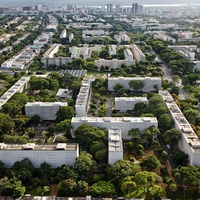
(50, 184), (58, 196)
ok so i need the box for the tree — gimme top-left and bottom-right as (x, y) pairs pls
(69, 81), (81, 96)
(55, 106), (75, 122)
(136, 144), (144, 156)
(74, 152), (96, 176)
(12, 158), (35, 182)
(140, 155), (160, 171)
(55, 165), (78, 183)
(74, 124), (106, 148)
(158, 113), (174, 131)
(55, 119), (71, 134)
(121, 181), (136, 196)
(91, 181), (116, 197)
(76, 180), (89, 196)
(2, 178), (26, 198)
(0, 113), (15, 134)
(109, 160), (141, 180)
(129, 80), (144, 91)
(57, 179), (77, 196)
(149, 185), (163, 198)
(163, 128), (181, 148)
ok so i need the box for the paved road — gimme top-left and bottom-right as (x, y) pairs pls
(154, 51), (190, 99)
(106, 97), (113, 117)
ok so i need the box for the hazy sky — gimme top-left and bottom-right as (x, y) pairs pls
(0, 0), (199, 6)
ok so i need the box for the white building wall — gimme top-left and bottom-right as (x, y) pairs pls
(131, 44), (146, 62)
(0, 144), (79, 168)
(115, 97), (148, 112)
(108, 128), (123, 165)
(25, 102), (68, 121)
(108, 77), (162, 92)
(71, 117), (158, 139)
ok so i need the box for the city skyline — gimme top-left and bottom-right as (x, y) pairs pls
(0, 0), (200, 6)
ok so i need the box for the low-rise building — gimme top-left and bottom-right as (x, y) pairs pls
(109, 45), (116, 56)
(94, 59), (135, 70)
(131, 44), (146, 62)
(108, 128), (123, 165)
(115, 97), (148, 112)
(168, 45), (198, 61)
(69, 33), (74, 43)
(124, 49), (133, 61)
(0, 143), (79, 168)
(25, 102), (68, 121)
(114, 32), (130, 43)
(60, 29), (67, 38)
(71, 117), (158, 139)
(159, 90), (200, 167)
(108, 77), (162, 92)
(0, 76), (30, 108)
(75, 78), (92, 117)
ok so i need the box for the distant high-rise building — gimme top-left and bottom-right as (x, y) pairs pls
(132, 3), (138, 14)
(115, 4), (121, 13)
(107, 4), (114, 12)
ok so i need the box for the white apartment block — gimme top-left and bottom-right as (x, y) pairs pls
(75, 78), (92, 117)
(153, 32), (176, 43)
(114, 32), (130, 43)
(108, 128), (123, 165)
(168, 45), (198, 61)
(115, 97), (148, 112)
(69, 46), (92, 60)
(71, 117), (158, 139)
(94, 59), (135, 70)
(0, 76), (30, 108)
(131, 44), (146, 62)
(41, 44), (73, 68)
(0, 143), (79, 168)
(69, 33), (74, 43)
(109, 45), (116, 56)
(124, 49), (134, 61)
(43, 44), (60, 58)
(1, 46), (36, 70)
(42, 57), (73, 68)
(82, 30), (108, 37)
(33, 33), (50, 45)
(159, 90), (200, 167)
(60, 29), (67, 38)
(108, 77), (162, 92)
(25, 102), (68, 121)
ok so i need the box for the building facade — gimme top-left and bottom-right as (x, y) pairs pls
(0, 143), (79, 168)
(71, 117), (158, 139)
(115, 97), (148, 112)
(108, 128), (123, 165)
(108, 77), (162, 92)
(25, 102), (68, 121)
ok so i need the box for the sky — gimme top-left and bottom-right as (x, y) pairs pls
(0, 0), (199, 6)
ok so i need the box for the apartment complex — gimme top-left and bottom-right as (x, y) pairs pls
(1, 46), (36, 70)
(41, 44), (73, 68)
(75, 78), (92, 117)
(108, 77), (162, 92)
(0, 76), (30, 108)
(25, 102), (68, 121)
(131, 44), (146, 62)
(115, 97), (148, 112)
(159, 90), (200, 167)
(108, 128), (123, 165)
(168, 45), (198, 61)
(114, 32), (130, 43)
(0, 143), (79, 168)
(71, 117), (158, 139)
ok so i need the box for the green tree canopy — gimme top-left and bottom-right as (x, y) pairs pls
(55, 106), (75, 122)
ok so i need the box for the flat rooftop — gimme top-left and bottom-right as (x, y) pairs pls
(72, 117), (157, 123)
(0, 143), (78, 151)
